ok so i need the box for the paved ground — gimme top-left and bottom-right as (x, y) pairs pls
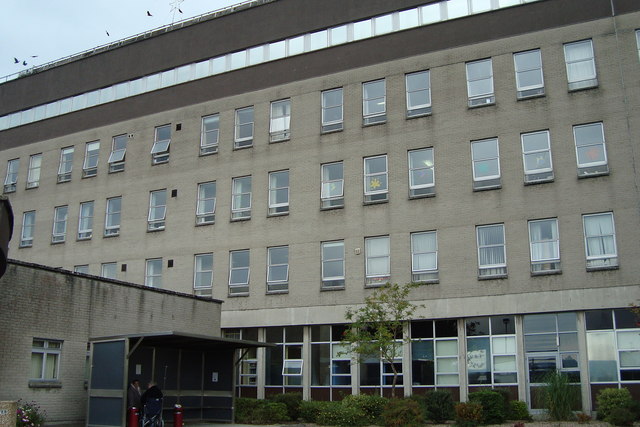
(180, 422), (616, 427)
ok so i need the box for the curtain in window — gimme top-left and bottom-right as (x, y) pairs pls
(271, 101), (291, 133)
(565, 42), (595, 82)
(584, 215), (614, 257)
(412, 233), (437, 271)
(366, 238), (389, 276)
(30, 353), (43, 378)
(530, 220), (558, 261)
(478, 226), (505, 266)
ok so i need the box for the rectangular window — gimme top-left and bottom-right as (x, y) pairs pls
(108, 134), (127, 173)
(466, 316), (517, 385)
(406, 70), (432, 117)
(521, 130), (553, 184)
(513, 49), (544, 99)
(194, 253), (214, 289)
(411, 231), (438, 283)
(57, 147), (74, 183)
(574, 122), (608, 177)
(270, 99), (291, 142)
(267, 246), (289, 293)
(466, 58), (495, 107)
(104, 196), (121, 236)
(27, 154), (42, 189)
(30, 339), (62, 380)
(365, 236), (390, 286)
(4, 158), (19, 193)
(476, 224), (507, 278)
(311, 325), (351, 387)
(82, 141), (100, 177)
(362, 79), (386, 125)
(564, 39), (597, 90)
(229, 249), (250, 295)
(78, 201), (94, 240)
(234, 106), (254, 148)
(411, 320), (460, 386)
(52, 205), (68, 243)
(101, 262), (117, 279)
(196, 181), (216, 225)
(471, 138), (501, 190)
(200, 114), (219, 155)
(74, 265), (89, 274)
(231, 176), (251, 220)
(20, 211), (35, 247)
(321, 88), (343, 132)
(268, 170), (289, 215)
(583, 212), (618, 270)
(364, 155), (388, 203)
(151, 124), (171, 164)
(321, 162), (344, 209)
(147, 189), (167, 231)
(145, 258), (162, 287)
(322, 240), (345, 289)
(408, 148), (435, 198)
(637, 30), (640, 61)
(529, 218), (560, 274)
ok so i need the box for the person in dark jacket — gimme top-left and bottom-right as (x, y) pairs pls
(127, 378), (142, 409)
(141, 381), (163, 405)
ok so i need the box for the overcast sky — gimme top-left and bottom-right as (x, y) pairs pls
(0, 0), (246, 79)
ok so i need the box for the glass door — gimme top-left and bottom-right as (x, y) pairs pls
(526, 353), (559, 410)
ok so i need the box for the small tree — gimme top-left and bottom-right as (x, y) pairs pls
(341, 283), (422, 398)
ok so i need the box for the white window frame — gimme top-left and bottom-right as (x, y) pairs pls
(269, 99), (291, 142)
(521, 130), (553, 183)
(267, 245), (289, 293)
(82, 141), (100, 178)
(74, 265), (89, 274)
(466, 58), (495, 107)
(408, 148), (435, 198)
(362, 79), (386, 125)
(194, 253), (214, 290)
(405, 70), (432, 117)
(78, 201), (94, 240)
(57, 147), (74, 183)
(30, 339), (62, 380)
(364, 155), (389, 203)
(513, 49), (545, 99)
(583, 212), (618, 270)
(573, 122), (608, 177)
(229, 249), (250, 295)
(108, 134), (127, 173)
(196, 181), (216, 225)
(27, 154), (42, 189)
(564, 39), (597, 91)
(476, 224), (507, 278)
(234, 106), (254, 148)
(321, 161), (344, 208)
(231, 176), (252, 220)
(147, 189), (167, 231)
(151, 124), (171, 164)
(52, 205), (68, 243)
(321, 88), (344, 132)
(282, 359), (304, 377)
(528, 218), (561, 274)
(637, 30), (640, 62)
(268, 170), (289, 215)
(471, 138), (501, 190)
(200, 114), (220, 155)
(4, 158), (19, 193)
(145, 258), (163, 288)
(365, 235), (390, 286)
(104, 196), (121, 236)
(20, 211), (35, 247)
(101, 262), (117, 279)
(322, 240), (345, 289)
(411, 231), (438, 283)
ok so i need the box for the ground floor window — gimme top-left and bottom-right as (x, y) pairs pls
(31, 338), (62, 381)
(411, 319), (459, 386)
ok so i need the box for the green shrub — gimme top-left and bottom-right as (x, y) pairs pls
(626, 399), (640, 420)
(16, 400), (46, 427)
(596, 387), (633, 420)
(454, 402), (483, 427)
(508, 400), (532, 421)
(469, 390), (507, 424)
(234, 397), (260, 423)
(543, 371), (578, 421)
(420, 390), (455, 422)
(342, 393), (388, 425)
(269, 392), (302, 420)
(253, 401), (289, 424)
(382, 398), (423, 427)
(300, 400), (333, 423)
(606, 407), (635, 426)
(316, 403), (366, 426)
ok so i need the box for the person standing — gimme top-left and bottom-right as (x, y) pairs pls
(127, 378), (142, 409)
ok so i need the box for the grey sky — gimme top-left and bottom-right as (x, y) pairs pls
(0, 0), (246, 79)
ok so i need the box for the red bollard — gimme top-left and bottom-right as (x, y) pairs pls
(128, 406), (139, 427)
(173, 404), (183, 427)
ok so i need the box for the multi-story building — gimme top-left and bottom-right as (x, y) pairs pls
(1, 0), (639, 415)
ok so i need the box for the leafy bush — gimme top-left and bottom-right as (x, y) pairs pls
(299, 400), (333, 423)
(454, 402), (483, 427)
(316, 403), (366, 427)
(234, 397), (260, 423)
(381, 398), (424, 427)
(469, 390), (507, 424)
(606, 407), (635, 426)
(269, 392), (302, 420)
(341, 393), (388, 425)
(508, 400), (532, 421)
(16, 400), (46, 427)
(418, 390), (455, 422)
(596, 387), (633, 420)
(234, 398), (289, 424)
(543, 371), (578, 421)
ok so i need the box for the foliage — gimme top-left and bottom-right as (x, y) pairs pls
(234, 397), (260, 423)
(16, 400), (46, 427)
(341, 394), (388, 425)
(269, 392), (302, 420)
(542, 371), (578, 421)
(454, 402), (483, 427)
(508, 400), (532, 421)
(576, 412), (592, 423)
(342, 283), (423, 397)
(299, 400), (333, 423)
(596, 387), (633, 421)
(606, 407), (635, 426)
(468, 390), (507, 424)
(417, 390), (455, 422)
(316, 402), (366, 427)
(234, 398), (289, 424)
(381, 398), (424, 427)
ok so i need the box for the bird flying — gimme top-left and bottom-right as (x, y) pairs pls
(14, 58), (19, 64)
(147, 10), (152, 16)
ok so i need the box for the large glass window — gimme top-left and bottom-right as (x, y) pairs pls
(57, 147), (74, 183)
(26, 154), (42, 189)
(231, 176), (252, 220)
(311, 325), (351, 387)
(528, 219), (560, 274)
(151, 124), (171, 164)
(466, 58), (495, 107)
(476, 224), (507, 278)
(364, 155), (388, 203)
(466, 316), (517, 385)
(573, 122), (608, 177)
(145, 258), (162, 288)
(266, 326), (304, 386)
(200, 114), (219, 155)
(194, 253), (214, 290)
(234, 106), (254, 148)
(270, 99), (291, 142)
(471, 138), (501, 190)
(108, 134), (127, 173)
(147, 189), (167, 231)
(52, 205), (68, 243)
(4, 158), (19, 193)
(267, 246), (289, 293)
(363, 79), (386, 125)
(229, 249), (250, 295)
(321, 162), (344, 209)
(321, 88), (343, 132)
(224, 328), (259, 385)
(583, 212), (618, 270)
(406, 70), (432, 117)
(564, 39), (597, 90)
(408, 148), (435, 198)
(78, 201), (94, 240)
(322, 240), (345, 289)
(521, 130), (553, 183)
(196, 181), (216, 225)
(30, 339), (62, 380)
(104, 196), (121, 236)
(513, 49), (544, 99)
(268, 170), (289, 215)
(82, 141), (100, 178)
(411, 231), (438, 283)
(411, 320), (459, 386)
(20, 211), (35, 247)
(365, 236), (390, 286)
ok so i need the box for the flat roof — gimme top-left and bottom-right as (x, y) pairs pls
(90, 331), (273, 350)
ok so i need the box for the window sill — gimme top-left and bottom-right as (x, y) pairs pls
(51, 240), (65, 245)
(266, 290), (289, 295)
(473, 184), (501, 192)
(406, 109), (432, 119)
(320, 204), (344, 211)
(195, 221), (215, 227)
(269, 137), (290, 144)
(578, 169), (609, 179)
(228, 292), (249, 298)
(363, 198), (388, 206)
(199, 149), (219, 157)
(362, 120), (386, 128)
(29, 380), (62, 389)
(233, 142), (253, 150)
(531, 269), (562, 277)
(76, 238), (92, 242)
(413, 279), (439, 285)
(25, 184), (39, 190)
(477, 274), (507, 281)
(365, 281), (389, 289)
(409, 192), (436, 200)
(467, 100), (495, 109)
(146, 228), (165, 233)
(230, 217), (251, 222)
(517, 92), (545, 101)
(103, 232), (120, 238)
(321, 127), (343, 135)
(568, 83), (598, 93)
(321, 286), (345, 292)
(267, 212), (289, 218)
(586, 265), (619, 272)
(524, 177), (554, 186)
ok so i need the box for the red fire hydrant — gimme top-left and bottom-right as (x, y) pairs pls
(173, 404), (183, 427)
(128, 406), (139, 427)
